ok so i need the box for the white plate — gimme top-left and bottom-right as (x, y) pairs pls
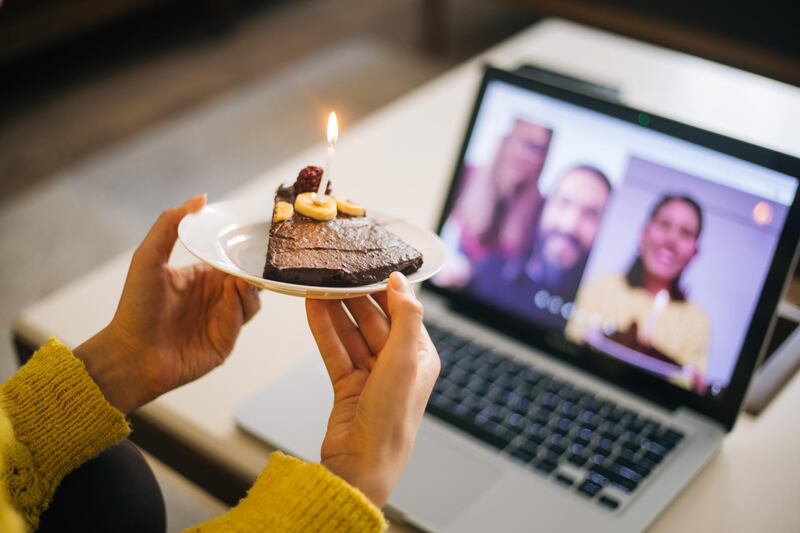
(178, 198), (446, 299)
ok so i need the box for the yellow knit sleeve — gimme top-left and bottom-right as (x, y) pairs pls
(0, 338), (131, 529)
(185, 452), (388, 533)
(0, 428), (26, 533)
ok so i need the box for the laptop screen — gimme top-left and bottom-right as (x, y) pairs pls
(430, 75), (799, 401)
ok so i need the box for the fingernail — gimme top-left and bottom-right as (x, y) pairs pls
(390, 271), (409, 292)
(184, 193), (207, 207)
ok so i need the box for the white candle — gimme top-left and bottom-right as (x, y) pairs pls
(316, 112), (338, 199)
(640, 289), (669, 344)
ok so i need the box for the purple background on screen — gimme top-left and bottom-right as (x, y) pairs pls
(578, 156), (789, 388)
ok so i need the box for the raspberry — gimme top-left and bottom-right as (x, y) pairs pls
(293, 165), (331, 194)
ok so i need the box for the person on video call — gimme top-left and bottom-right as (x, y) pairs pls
(467, 165), (612, 330)
(566, 194), (710, 391)
(435, 118), (552, 288)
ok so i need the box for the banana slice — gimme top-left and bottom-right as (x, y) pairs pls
(272, 201), (294, 223)
(294, 192), (337, 221)
(335, 196), (366, 217)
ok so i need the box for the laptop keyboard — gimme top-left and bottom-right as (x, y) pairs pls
(424, 322), (685, 512)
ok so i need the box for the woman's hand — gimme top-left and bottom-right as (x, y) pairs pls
(75, 195), (261, 414)
(306, 272), (440, 507)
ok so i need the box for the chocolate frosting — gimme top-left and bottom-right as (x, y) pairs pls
(263, 185), (423, 286)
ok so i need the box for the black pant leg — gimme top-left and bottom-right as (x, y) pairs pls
(36, 439), (166, 533)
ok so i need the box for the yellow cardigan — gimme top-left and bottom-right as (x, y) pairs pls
(0, 339), (387, 532)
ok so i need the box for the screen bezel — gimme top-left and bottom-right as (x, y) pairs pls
(423, 66), (800, 431)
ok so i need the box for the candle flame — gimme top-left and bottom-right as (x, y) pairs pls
(327, 112), (338, 145)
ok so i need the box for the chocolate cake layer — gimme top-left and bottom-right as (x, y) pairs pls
(263, 186), (423, 287)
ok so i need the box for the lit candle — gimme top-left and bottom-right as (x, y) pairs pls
(316, 112), (338, 200)
(639, 289), (669, 346)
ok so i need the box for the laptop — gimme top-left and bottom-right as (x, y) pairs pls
(236, 66), (800, 532)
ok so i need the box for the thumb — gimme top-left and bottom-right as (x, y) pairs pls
(383, 272), (424, 369)
(136, 194), (207, 266)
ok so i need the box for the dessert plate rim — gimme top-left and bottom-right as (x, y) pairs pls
(178, 198), (447, 299)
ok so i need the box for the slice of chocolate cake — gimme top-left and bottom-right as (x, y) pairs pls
(263, 166), (423, 287)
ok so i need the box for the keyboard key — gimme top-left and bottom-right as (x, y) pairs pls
(554, 473), (574, 487)
(596, 437), (615, 453)
(598, 495), (620, 510)
(613, 464), (643, 483)
(641, 420), (661, 436)
(443, 385), (468, 404)
(626, 416), (646, 433)
(621, 440), (640, 455)
(430, 394), (455, 412)
(479, 409), (509, 429)
(521, 367), (543, 384)
(567, 453), (589, 468)
(558, 400), (578, 418)
(510, 446), (537, 464)
(525, 423), (548, 443)
(587, 470), (609, 486)
(540, 392), (559, 408)
(540, 450), (562, 465)
(577, 480), (602, 498)
(508, 395), (531, 414)
(568, 442), (586, 455)
(575, 427), (593, 446)
(579, 396), (602, 412)
(531, 410), (553, 426)
(663, 428), (685, 443)
(589, 451), (611, 464)
(612, 455), (652, 478)
(641, 438), (668, 456)
(589, 464), (639, 493)
(533, 458), (558, 474)
(503, 412), (527, 433)
(466, 377), (491, 396)
(642, 450), (665, 465)
(452, 404), (474, 419)
(514, 439), (541, 458)
(448, 367), (469, 384)
(547, 443), (568, 457)
(606, 407), (626, 423)
(462, 341), (487, 357)
(579, 411), (600, 429)
(487, 386), (510, 404)
(558, 385), (580, 403)
(649, 429), (682, 450)
(554, 418), (573, 435)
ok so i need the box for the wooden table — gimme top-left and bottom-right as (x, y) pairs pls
(14, 18), (800, 532)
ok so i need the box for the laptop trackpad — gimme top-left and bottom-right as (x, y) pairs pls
(391, 423), (503, 529)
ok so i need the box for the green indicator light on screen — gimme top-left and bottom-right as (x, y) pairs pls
(638, 112), (650, 126)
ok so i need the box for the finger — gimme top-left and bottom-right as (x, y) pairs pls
(234, 278), (261, 323)
(383, 272), (425, 374)
(135, 194), (207, 266)
(325, 300), (374, 370)
(344, 296), (389, 354)
(306, 299), (353, 384)
(372, 291), (389, 316)
(214, 276), (245, 354)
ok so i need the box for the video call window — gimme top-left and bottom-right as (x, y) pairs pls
(433, 80), (798, 399)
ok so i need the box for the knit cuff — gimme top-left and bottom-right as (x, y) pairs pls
(213, 452), (387, 532)
(0, 338), (131, 487)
